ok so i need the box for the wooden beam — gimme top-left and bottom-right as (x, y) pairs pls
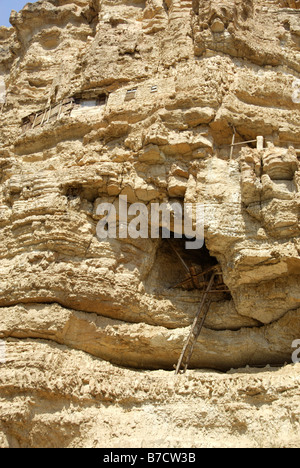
(175, 272), (216, 374)
(230, 127), (236, 160)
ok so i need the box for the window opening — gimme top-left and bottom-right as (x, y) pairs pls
(125, 87), (137, 101)
(74, 93), (107, 107)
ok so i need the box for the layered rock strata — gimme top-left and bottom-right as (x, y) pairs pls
(0, 0), (299, 448)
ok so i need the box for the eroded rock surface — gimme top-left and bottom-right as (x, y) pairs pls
(0, 0), (299, 448)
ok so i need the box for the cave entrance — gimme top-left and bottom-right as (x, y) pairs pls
(160, 234), (231, 374)
(163, 234), (229, 296)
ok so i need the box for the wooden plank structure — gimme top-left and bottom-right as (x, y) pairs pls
(166, 240), (229, 374)
(227, 136), (264, 152)
(21, 93), (108, 133)
(21, 98), (75, 133)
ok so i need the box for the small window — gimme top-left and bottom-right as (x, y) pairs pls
(125, 87), (137, 101)
(150, 85), (158, 93)
(74, 93), (107, 107)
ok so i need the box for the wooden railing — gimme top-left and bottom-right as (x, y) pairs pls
(21, 98), (75, 134)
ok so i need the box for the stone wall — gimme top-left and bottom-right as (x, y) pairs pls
(0, 0), (299, 448)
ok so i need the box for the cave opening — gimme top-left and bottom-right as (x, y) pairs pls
(147, 233), (291, 373)
(155, 233), (232, 373)
(159, 231), (230, 298)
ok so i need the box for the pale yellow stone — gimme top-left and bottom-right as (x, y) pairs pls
(0, 0), (299, 449)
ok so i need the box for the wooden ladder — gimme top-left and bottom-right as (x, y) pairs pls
(175, 269), (217, 375)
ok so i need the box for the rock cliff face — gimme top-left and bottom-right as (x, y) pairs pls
(0, 0), (299, 448)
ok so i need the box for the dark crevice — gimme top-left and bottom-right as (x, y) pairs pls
(158, 234), (231, 300)
(163, 0), (169, 14)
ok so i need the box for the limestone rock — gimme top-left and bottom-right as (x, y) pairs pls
(0, 0), (299, 448)
(262, 146), (298, 180)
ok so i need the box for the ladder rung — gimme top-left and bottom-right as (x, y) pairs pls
(175, 271), (216, 374)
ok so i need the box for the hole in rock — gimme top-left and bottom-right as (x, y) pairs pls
(150, 231), (231, 299)
(143, 231), (291, 373)
(63, 184), (99, 203)
(65, 186), (81, 201)
(74, 93), (107, 107)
